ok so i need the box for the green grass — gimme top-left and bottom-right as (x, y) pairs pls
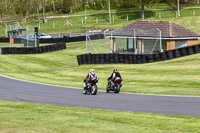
(0, 38), (200, 96)
(0, 100), (200, 133)
(2, 8), (200, 36)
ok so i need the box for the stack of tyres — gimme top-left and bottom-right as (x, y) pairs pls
(109, 54), (114, 64)
(91, 54), (95, 64)
(52, 45), (56, 51)
(99, 54), (105, 64)
(81, 54), (87, 64)
(1, 48), (6, 54)
(77, 55), (82, 65)
(60, 43), (66, 49)
(173, 49), (181, 58)
(86, 53), (92, 64)
(128, 54), (133, 64)
(38, 47), (43, 53)
(63, 43), (67, 49)
(32, 47), (36, 54)
(154, 53), (161, 62)
(166, 50), (174, 60)
(23, 48), (26, 54)
(132, 54), (137, 64)
(46, 45), (51, 52)
(95, 54), (100, 64)
(136, 54), (142, 64)
(118, 54), (124, 63)
(8, 48), (12, 54)
(113, 53), (118, 64)
(104, 54), (109, 64)
(193, 44), (200, 54)
(146, 54), (154, 63)
(42, 46), (47, 53)
(159, 52), (167, 61)
(16, 47), (20, 54)
(141, 54), (147, 63)
(123, 54), (128, 64)
(54, 44), (59, 51)
(30, 47), (34, 54)
(56, 43), (61, 50)
(35, 47), (40, 54)
(180, 47), (188, 56)
(49, 45), (54, 52)
(186, 46), (194, 55)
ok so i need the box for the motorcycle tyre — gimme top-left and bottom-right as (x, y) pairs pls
(83, 88), (87, 94)
(114, 84), (120, 93)
(106, 86), (110, 93)
(91, 85), (98, 95)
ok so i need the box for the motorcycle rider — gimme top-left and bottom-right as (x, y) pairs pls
(84, 69), (97, 87)
(107, 69), (122, 86)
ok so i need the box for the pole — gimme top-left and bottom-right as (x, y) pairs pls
(133, 28), (137, 54)
(108, 0), (112, 23)
(156, 28), (162, 51)
(85, 5), (87, 24)
(110, 30), (113, 53)
(85, 31), (88, 53)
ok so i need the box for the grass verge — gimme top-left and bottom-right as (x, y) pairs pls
(0, 100), (200, 133)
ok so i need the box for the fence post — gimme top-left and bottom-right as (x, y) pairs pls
(96, 17), (98, 24)
(193, 10), (195, 16)
(159, 13), (161, 19)
(127, 15), (128, 22)
(53, 21), (55, 28)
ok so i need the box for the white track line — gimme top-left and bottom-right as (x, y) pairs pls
(0, 74), (200, 98)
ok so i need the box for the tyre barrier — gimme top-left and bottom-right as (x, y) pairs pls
(166, 50), (174, 60)
(0, 34), (104, 43)
(1, 42), (66, 54)
(77, 44), (200, 65)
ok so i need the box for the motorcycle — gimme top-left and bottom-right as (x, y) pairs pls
(106, 77), (122, 93)
(83, 78), (98, 95)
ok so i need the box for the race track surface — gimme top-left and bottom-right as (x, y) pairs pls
(0, 75), (200, 116)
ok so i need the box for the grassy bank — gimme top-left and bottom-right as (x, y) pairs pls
(0, 100), (200, 133)
(0, 38), (200, 96)
(2, 8), (200, 36)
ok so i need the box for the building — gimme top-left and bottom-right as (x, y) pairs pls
(109, 20), (200, 54)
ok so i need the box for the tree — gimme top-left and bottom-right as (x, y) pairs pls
(0, 8), (2, 26)
(141, 0), (145, 19)
(42, 0), (47, 23)
(177, 0), (180, 16)
(108, 0), (111, 23)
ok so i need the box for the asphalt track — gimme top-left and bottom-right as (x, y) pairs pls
(0, 75), (200, 116)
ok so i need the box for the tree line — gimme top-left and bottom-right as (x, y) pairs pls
(0, 0), (199, 26)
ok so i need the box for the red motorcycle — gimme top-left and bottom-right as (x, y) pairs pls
(106, 77), (122, 93)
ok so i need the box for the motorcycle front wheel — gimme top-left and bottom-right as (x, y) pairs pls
(91, 85), (98, 95)
(83, 88), (87, 94)
(106, 86), (110, 93)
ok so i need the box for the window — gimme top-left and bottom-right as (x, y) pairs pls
(114, 38), (136, 53)
(142, 39), (161, 54)
(114, 38), (127, 52)
(175, 40), (188, 49)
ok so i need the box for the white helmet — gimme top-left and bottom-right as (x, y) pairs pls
(90, 69), (94, 74)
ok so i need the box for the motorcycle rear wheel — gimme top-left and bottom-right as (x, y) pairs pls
(114, 84), (120, 93)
